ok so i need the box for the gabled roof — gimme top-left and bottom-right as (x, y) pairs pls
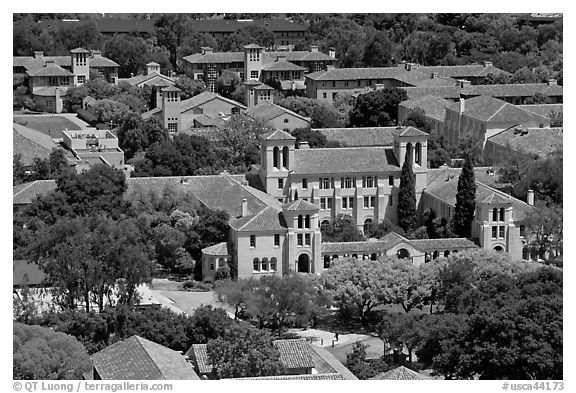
(229, 206), (286, 232)
(461, 83), (563, 98)
(246, 101), (310, 123)
(13, 260), (47, 287)
(184, 344), (211, 374)
(201, 242), (231, 256)
(516, 104), (563, 117)
(253, 83), (275, 90)
(293, 146), (399, 175)
(372, 365), (430, 380)
(320, 232), (426, 254)
(180, 91), (246, 113)
(399, 95), (453, 122)
(162, 85), (182, 92)
(392, 126), (428, 137)
(91, 335), (199, 380)
(283, 199), (319, 212)
(182, 51), (245, 64)
(273, 339), (315, 369)
(13, 124), (56, 166)
(316, 127), (396, 147)
(410, 238), (479, 251)
(244, 43), (264, 49)
(70, 47), (90, 53)
(401, 86), (462, 100)
(416, 64), (512, 78)
(447, 95), (550, 123)
(487, 127), (563, 157)
(481, 192), (512, 204)
(260, 128), (295, 141)
(88, 56), (119, 68)
(120, 72), (174, 87)
(306, 67), (456, 87)
(262, 60), (305, 72)
(27, 63), (73, 77)
(309, 345), (358, 380)
(146, 61), (160, 66)
(232, 373), (345, 380)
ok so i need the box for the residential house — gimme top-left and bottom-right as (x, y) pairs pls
(483, 126), (563, 165)
(442, 95), (551, 146)
(245, 101), (310, 131)
(398, 95), (453, 135)
(89, 335), (200, 380)
(119, 62), (175, 89)
(141, 89), (247, 132)
(412, 61), (512, 85)
(182, 45), (336, 93)
(460, 80), (563, 104)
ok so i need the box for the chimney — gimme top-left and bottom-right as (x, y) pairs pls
(527, 189), (534, 206)
(431, 72), (439, 79)
(548, 79), (557, 86)
(328, 47), (336, 58)
(459, 98), (465, 115)
(201, 47), (213, 55)
(34, 51), (44, 59)
(326, 64), (335, 71)
(299, 141), (310, 149)
(91, 50), (102, 57)
(241, 198), (248, 217)
(375, 83), (384, 90)
(482, 61), (493, 67)
(457, 79), (471, 88)
(405, 63), (412, 71)
(310, 45), (319, 52)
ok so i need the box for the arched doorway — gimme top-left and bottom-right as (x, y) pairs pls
(297, 253), (310, 273)
(397, 248), (410, 259)
(444, 250), (450, 257)
(320, 220), (331, 232)
(494, 245), (504, 252)
(363, 218), (373, 236)
(371, 253), (378, 261)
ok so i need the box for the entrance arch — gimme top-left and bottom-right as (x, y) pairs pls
(297, 253), (310, 273)
(397, 248), (410, 259)
(494, 245), (504, 252)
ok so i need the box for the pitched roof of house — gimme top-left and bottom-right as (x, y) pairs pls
(306, 67), (455, 87)
(13, 123), (56, 166)
(293, 146), (399, 175)
(182, 51), (245, 64)
(516, 103), (563, 117)
(27, 63), (73, 77)
(184, 344), (211, 374)
(447, 95), (550, 123)
(232, 373), (345, 380)
(180, 91), (246, 113)
(410, 238), (479, 251)
(315, 127), (396, 147)
(13, 260), (47, 287)
(262, 59), (306, 71)
(253, 83), (276, 90)
(120, 72), (174, 87)
(193, 114), (226, 127)
(70, 47), (90, 53)
(424, 168), (533, 221)
(399, 95), (453, 122)
(401, 86), (462, 100)
(247, 101), (310, 123)
(393, 126), (428, 137)
(201, 242), (231, 256)
(229, 206), (286, 232)
(265, 50), (335, 63)
(273, 339), (315, 369)
(461, 83), (563, 98)
(416, 64), (512, 78)
(282, 199), (319, 212)
(91, 335), (199, 380)
(321, 232), (424, 254)
(488, 126), (563, 157)
(371, 365), (431, 380)
(141, 107), (162, 120)
(31, 86), (70, 97)
(88, 56), (119, 67)
(13, 180), (58, 205)
(146, 62), (160, 66)
(309, 345), (358, 380)
(260, 128), (296, 140)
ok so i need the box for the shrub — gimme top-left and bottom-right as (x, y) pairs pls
(183, 280), (212, 292)
(215, 265), (231, 281)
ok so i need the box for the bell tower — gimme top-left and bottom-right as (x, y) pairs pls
(259, 129), (296, 201)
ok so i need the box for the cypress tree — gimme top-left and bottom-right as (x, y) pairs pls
(397, 149), (417, 232)
(452, 156), (477, 237)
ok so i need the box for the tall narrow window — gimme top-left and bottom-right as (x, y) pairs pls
(305, 215), (310, 229)
(499, 207), (505, 221)
(302, 178), (308, 189)
(270, 257), (277, 271)
(273, 147), (279, 168)
(499, 226), (505, 238)
(298, 215), (303, 229)
(250, 235), (256, 248)
(274, 234), (280, 247)
(389, 176), (394, 186)
(342, 198), (348, 209)
(491, 226), (497, 239)
(282, 146), (289, 168)
(327, 198), (333, 209)
(304, 233), (311, 246)
(297, 234), (303, 246)
(492, 208), (498, 221)
(253, 258), (260, 272)
(415, 142), (422, 165)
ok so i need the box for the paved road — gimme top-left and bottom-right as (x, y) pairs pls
(325, 336), (386, 364)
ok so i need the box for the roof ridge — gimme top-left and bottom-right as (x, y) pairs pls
(13, 181), (38, 199)
(235, 206), (271, 230)
(486, 101), (508, 121)
(135, 336), (168, 380)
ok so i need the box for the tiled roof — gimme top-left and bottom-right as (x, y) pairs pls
(260, 128), (296, 140)
(201, 242), (231, 256)
(13, 180), (57, 205)
(247, 101), (310, 123)
(321, 232), (419, 254)
(184, 344), (211, 374)
(141, 107), (162, 120)
(399, 95), (453, 122)
(244, 43), (264, 49)
(27, 64), (73, 77)
(180, 91), (246, 113)
(410, 238), (479, 251)
(293, 146), (399, 175)
(481, 192), (512, 204)
(182, 51), (245, 64)
(517, 104), (563, 117)
(306, 67), (455, 87)
(232, 373), (345, 380)
(273, 339), (315, 369)
(265, 50), (335, 62)
(461, 83), (563, 98)
(393, 126), (428, 137)
(401, 86), (462, 100)
(146, 62), (160, 66)
(424, 168), (533, 221)
(447, 95), (550, 123)
(262, 60), (305, 71)
(488, 127), (563, 157)
(229, 206), (286, 232)
(315, 127), (396, 147)
(13, 124), (56, 166)
(244, 79), (264, 86)
(13, 260), (47, 287)
(120, 73), (174, 87)
(253, 83), (275, 90)
(70, 47), (90, 53)
(193, 114), (226, 127)
(372, 365), (430, 380)
(91, 336), (200, 380)
(282, 199), (319, 212)
(162, 85), (182, 92)
(309, 345), (358, 380)
(31, 86), (69, 97)
(89, 56), (119, 67)
(416, 64), (512, 78)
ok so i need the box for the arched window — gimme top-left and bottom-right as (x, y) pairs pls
(363, 218), (373, 236)
(492, 208), (498, 221)
(397, 248), (410, 259)
(305, 215), (310, 229)
(324, 255), (331, 268)
(231, 107), (240, 115)
(282, 146), (289, 168)
(499, 207), (505, 221)
(297, 215), (303, 229)
(253, 258), (260, 272)
(444, 250), (450, 257)
(352, 254), (358, 259)
(273, 147), (279, 169)
(261, 257), (269, 271)
(218, 258), (225, 267)
(371, 253), (378, 261)
(406, 143), (413, 164)
(320, 220), (330, 232)
(332, 254), (338, 260)
(270, 257), (277, 271)
(415, 142), (422, 165)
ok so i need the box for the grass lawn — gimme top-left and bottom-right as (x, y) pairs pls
(13, 115), (81, 139)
